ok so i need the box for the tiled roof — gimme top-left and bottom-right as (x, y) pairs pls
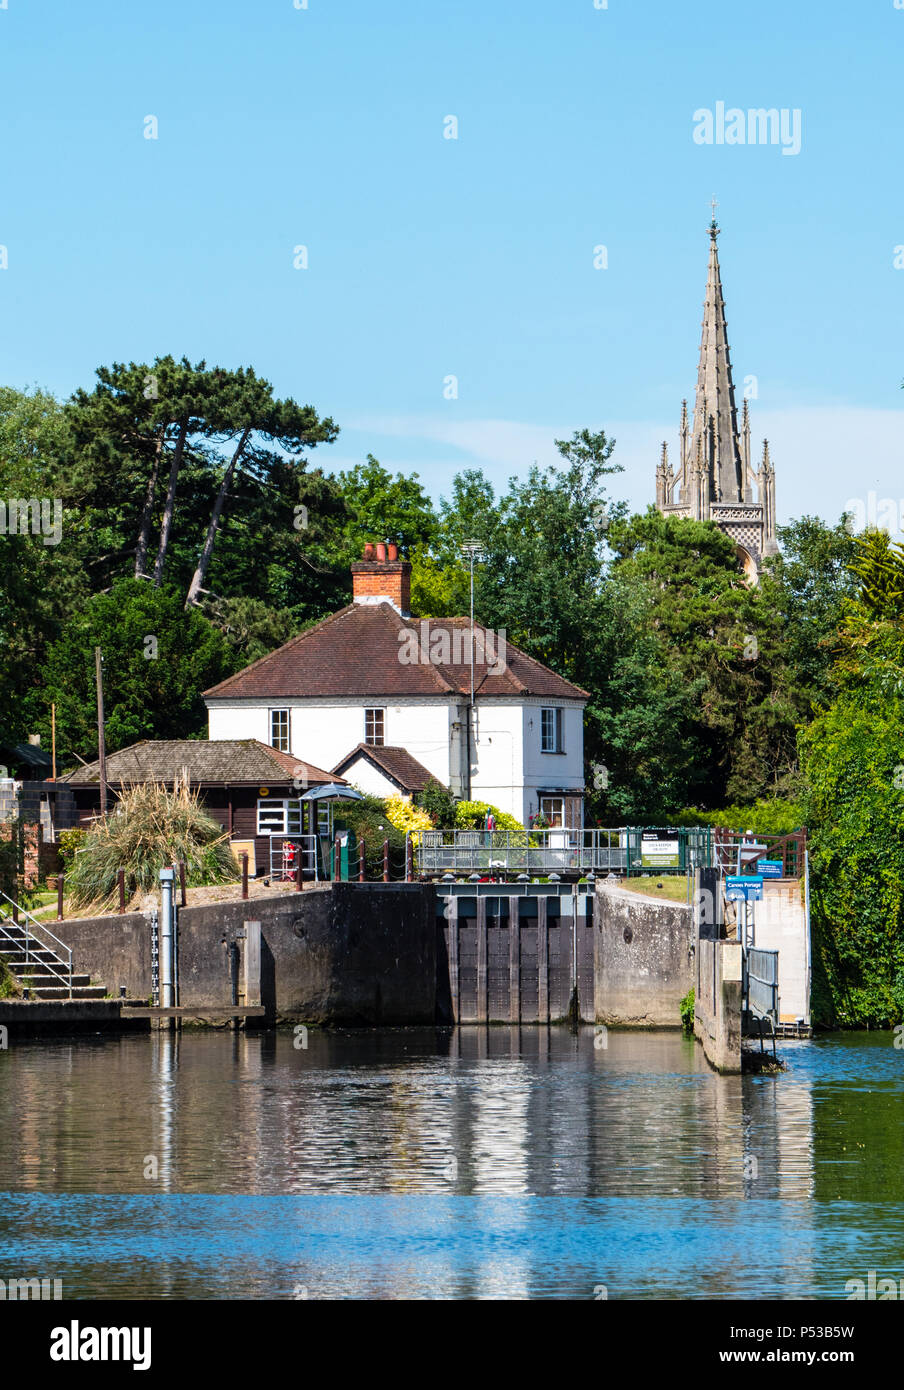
(332, 744), (437, 794)
(203, 604), (588, 702)
(61, 740), (341, 788)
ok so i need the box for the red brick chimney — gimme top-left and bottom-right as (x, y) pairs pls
(351, 543), (411, 616)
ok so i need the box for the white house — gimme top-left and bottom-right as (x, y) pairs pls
(204, 544), (588, 827)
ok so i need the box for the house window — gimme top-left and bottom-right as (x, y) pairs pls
(365, 708), (385, 746)
(270, 709), (290, 753)
(257, 798), (302, 835)
(540, 796), (564, 828)
(540, 707), (564, 753)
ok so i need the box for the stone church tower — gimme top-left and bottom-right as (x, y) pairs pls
(655, 215), (777, 580)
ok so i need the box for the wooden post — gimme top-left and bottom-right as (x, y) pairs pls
(405, 836), (412, 882)
(383, 839), (389, 882)
(509, 895), (521, 1024)
(476, 894), (488, 1023)
(295, 860), (303, 891)
(241, 853), (249, 900)
(359, 834), (365, 881)
(243, 920), (262, 1009)
(118, 868), (126, 914)
(537, 894), (549, 1023)
(334, 833), (341, 882)
(57, 873), (64, 922)
(95, 646), (107, 817)
(447, 895), (459, 1023)
(179, 860), (187, 907)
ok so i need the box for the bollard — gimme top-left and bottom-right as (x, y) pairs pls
(359, 834), (365, 882)
(179, 860), (187, 907)
(383, 839), (389, 883)
(241, 853), (249, 900)
(118, 868), (126, 914)
(57, 873), (65, 922)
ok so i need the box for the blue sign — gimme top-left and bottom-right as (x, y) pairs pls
(726, 875), (763, 902)
(757, 860), (783, 878)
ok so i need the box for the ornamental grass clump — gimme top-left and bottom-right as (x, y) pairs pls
(67, 780), (239, 911)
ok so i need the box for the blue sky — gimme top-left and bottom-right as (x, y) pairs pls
(1, 0), (903, 529)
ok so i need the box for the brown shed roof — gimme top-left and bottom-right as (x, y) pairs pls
(203, 604), (588, 702)
(61, 740), (341, 788)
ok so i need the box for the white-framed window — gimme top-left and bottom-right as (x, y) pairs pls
(270, 709), (290, 752)
(257, 798), (302, 835)
(540, 707), (564, 754)
(365, 708), (385, 746)
(540, 796), (564, 828)
(317, 801), (332, 837)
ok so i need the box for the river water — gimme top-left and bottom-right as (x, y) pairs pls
(0, 1027), (901, 1299)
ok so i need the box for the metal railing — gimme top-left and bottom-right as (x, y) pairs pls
(744, 946), (779, 1027)
(268, 834), (320, 882)
(416, 826), (713, 877)
(0, 889), (73, 998)
(714, 828), (807, 878)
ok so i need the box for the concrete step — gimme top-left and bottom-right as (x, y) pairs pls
(0, 945), (61, 967)
(29, 984), (107, 1000)
(2, 961), (75, 977)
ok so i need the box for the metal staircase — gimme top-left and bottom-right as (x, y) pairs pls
(0, 892), (107, 1000)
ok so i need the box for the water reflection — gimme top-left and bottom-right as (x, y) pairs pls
(0, 1028), (901, 1298)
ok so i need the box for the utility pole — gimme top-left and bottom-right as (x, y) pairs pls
(460, 540), (484, 801)
(95, 647), (107, 816)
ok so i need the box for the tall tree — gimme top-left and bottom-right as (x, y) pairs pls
(185, 371), (338, 607)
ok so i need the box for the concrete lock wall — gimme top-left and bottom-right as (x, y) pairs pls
(694, 937), (743, 1073)
(593, 884), (694, 1027)
(56, 883), (436, 1025)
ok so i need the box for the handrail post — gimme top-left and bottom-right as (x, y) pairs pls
(359, 834), (365, 882)
(334, 833), (341, 882)
(57, 873), (64, 922)
(405, 835), (412, 882)
(383, 840), (389, 882)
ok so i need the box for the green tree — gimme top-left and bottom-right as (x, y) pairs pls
(765, 514), (859, 713)
(608, 509), (800, 807)
(0, 386), (85, 740)
(31, 579), (234, 760)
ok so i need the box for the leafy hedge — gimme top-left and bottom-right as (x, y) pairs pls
(673, 799), (804, 835)
(799, 694), (904, 1027)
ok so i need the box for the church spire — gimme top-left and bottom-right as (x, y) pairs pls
(688, 211), (744, 503)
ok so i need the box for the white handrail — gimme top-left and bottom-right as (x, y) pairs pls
(0, 891), (73, 998)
